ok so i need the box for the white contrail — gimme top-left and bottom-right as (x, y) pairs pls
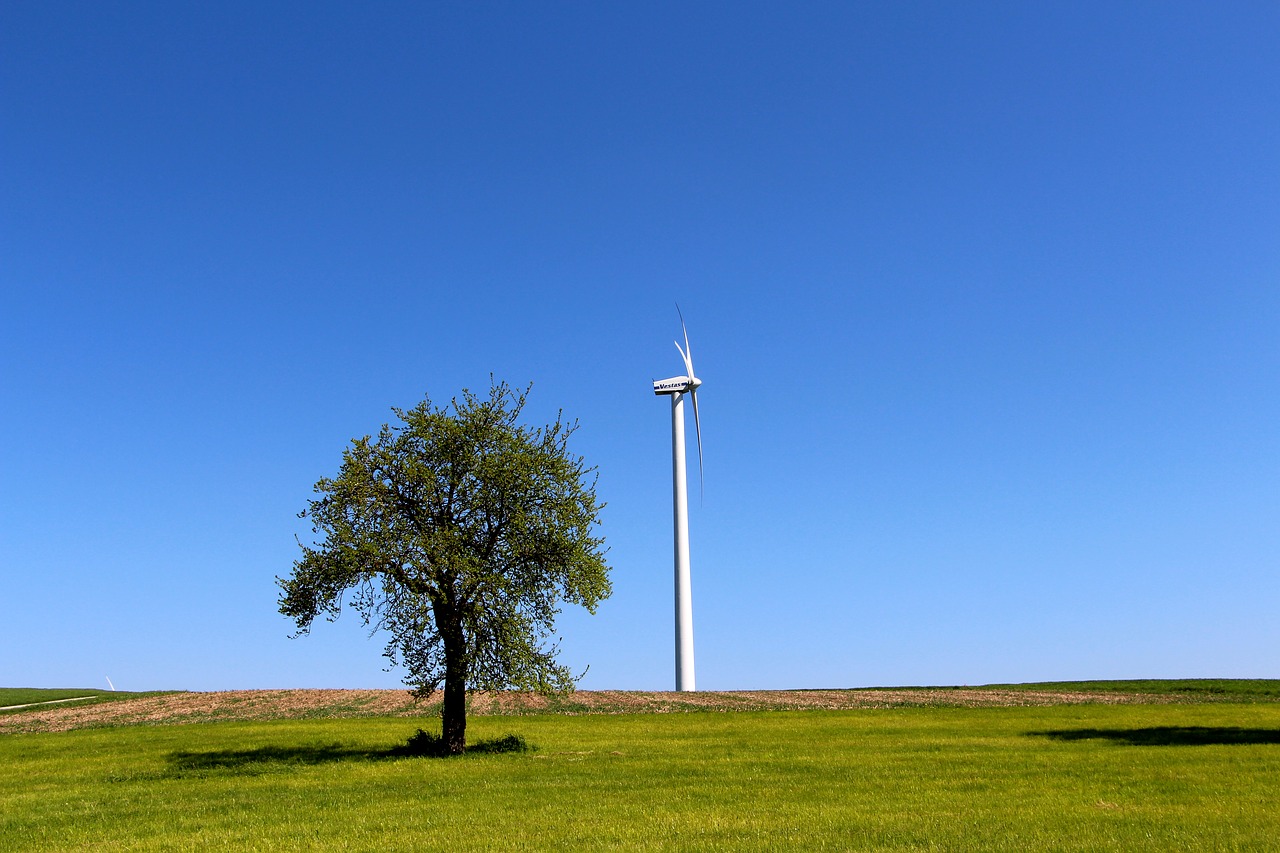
(105, 676), (115, 691)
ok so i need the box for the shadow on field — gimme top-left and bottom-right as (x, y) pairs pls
(165, 733), (531, 777)
(168, 744), (374, 774)
(1030, 727), (1280, 746)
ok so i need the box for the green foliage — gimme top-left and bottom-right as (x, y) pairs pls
(278, 380), (610, 752)
(392, 727), (446, 756)
(5, 705), (1280, 850)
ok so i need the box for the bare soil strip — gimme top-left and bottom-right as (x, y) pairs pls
(0, 687), (1184, 734)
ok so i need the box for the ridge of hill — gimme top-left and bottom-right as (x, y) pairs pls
(4, 680), (1278, 734)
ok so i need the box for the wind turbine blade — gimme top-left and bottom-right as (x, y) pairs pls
(690, 389), (704, 499)
(676, 304), (695, 377)
(674, 340), (693, 378)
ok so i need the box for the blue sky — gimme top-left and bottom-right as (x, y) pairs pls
(3, 2), (1277, 692)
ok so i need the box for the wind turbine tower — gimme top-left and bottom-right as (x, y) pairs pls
(653, 311), (703, 692)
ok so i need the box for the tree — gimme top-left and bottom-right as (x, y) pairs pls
(279, 380), (611, 754)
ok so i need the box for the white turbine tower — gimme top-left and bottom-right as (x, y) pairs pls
(653, 310), (703, 692)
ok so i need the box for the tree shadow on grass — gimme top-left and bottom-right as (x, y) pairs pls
(165, 733), (531, 777)
(1030, 727), (1280, 746)
(386, 729), (530, 757)
(167, 743), (379, 775)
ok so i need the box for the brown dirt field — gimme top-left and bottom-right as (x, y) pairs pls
(0, 687), (1177, 734)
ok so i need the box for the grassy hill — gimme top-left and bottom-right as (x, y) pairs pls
(987, 679), (1280, 701)
(4, 698), (1280, 850)
(0, 688), (175, 716)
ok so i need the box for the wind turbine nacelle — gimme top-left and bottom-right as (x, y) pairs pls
(654, 376), (697, 395)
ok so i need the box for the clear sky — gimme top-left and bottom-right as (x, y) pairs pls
(3, 2), (1277, 692)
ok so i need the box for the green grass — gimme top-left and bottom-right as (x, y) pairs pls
(0, 688), (110, 707)
(988, 678), (1280, 701)
(0, 688), (173, 715)
(4, 703), (1280, 850)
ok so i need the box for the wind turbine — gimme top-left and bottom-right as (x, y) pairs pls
(653, 309), (703, 692)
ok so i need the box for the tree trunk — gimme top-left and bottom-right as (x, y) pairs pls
(441, 625), (468, 755)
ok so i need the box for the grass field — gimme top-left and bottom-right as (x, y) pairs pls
(989, 679), (1280, 701)
(0, 688), (110, 707)
(0, 688), (174, 717)
(3, 685), (1280, 850)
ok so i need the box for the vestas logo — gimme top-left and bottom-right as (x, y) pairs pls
(653, 377), (691, 394)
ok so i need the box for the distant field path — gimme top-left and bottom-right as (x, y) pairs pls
(0, 687), (1193, 734)
(0, 696), (97, 712)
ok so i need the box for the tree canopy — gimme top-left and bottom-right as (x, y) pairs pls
(279, 380), (611, 754)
